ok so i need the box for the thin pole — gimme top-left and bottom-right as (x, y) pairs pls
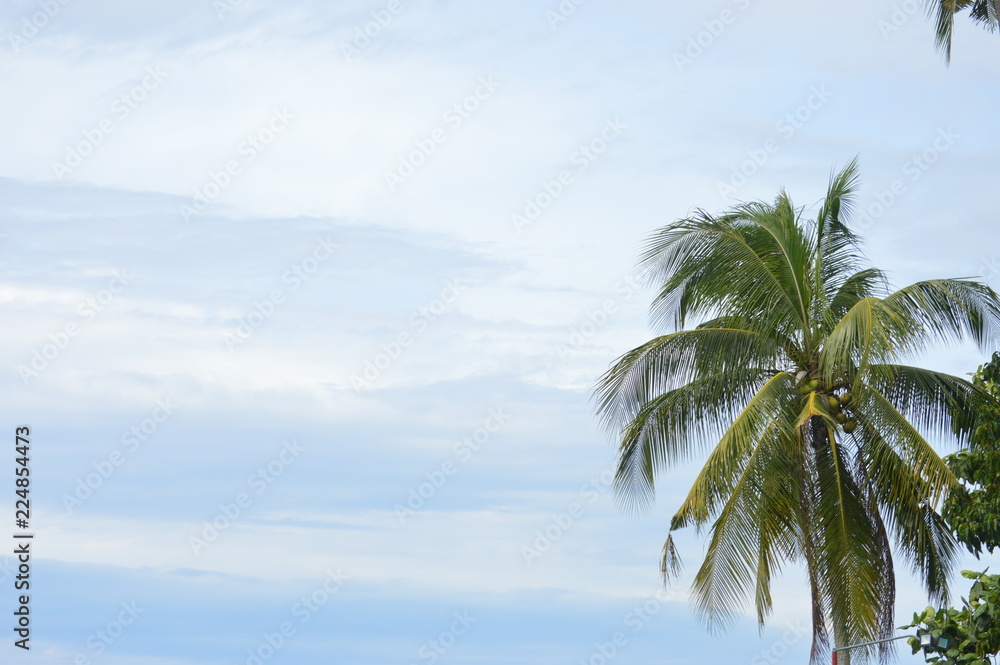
(832, 634), (911, 664)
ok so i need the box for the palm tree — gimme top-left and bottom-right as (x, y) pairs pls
(593, 159), (1000, 663)
(930, 0), (998, 63)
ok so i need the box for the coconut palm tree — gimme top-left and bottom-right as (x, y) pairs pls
(930, 0), (998, 63)
(593, 159), (1000, 663)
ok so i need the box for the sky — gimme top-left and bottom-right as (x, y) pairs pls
(1, 0), (1000, 663)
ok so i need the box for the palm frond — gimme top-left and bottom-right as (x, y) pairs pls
(614, 368), (784, 514)
(852, 381), (958, 505)
(669, 372), (798, 528)
(883, 278), (1000, 354)
(825, 268), (889, 330)
(855, 425), (957, 605)
(819, 297), (922, 382)
(863, 364), (993, 446)
(814, 158), (865, 305)
(690, 426), (800, 629)
(594, 328), (784, 436)
(639, 212), (809, 335)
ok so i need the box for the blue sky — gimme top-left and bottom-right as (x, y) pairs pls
(2, 0), (1000, 663)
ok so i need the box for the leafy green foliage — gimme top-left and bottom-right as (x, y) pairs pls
(943, 353), (1000, 556)
(594, 159), (1000, 664)
(902, 570), (1000, 665)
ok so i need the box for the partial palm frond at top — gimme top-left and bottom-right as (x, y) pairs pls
(927, 0), (999, 63)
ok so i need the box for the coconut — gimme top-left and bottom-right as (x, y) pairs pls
(843, 421), (857, 434)
(808, 379), (820, 391)
(827, 396), (840, 411)
(835, 413), (848, 424)
(838, 392), (853, 407)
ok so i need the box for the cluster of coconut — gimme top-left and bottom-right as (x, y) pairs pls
(797, 378), (857, 434)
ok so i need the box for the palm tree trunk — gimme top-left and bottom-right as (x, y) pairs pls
(800, 416), (830, 662)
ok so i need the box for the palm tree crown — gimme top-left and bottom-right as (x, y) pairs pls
(594, 160), (1000, 663)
